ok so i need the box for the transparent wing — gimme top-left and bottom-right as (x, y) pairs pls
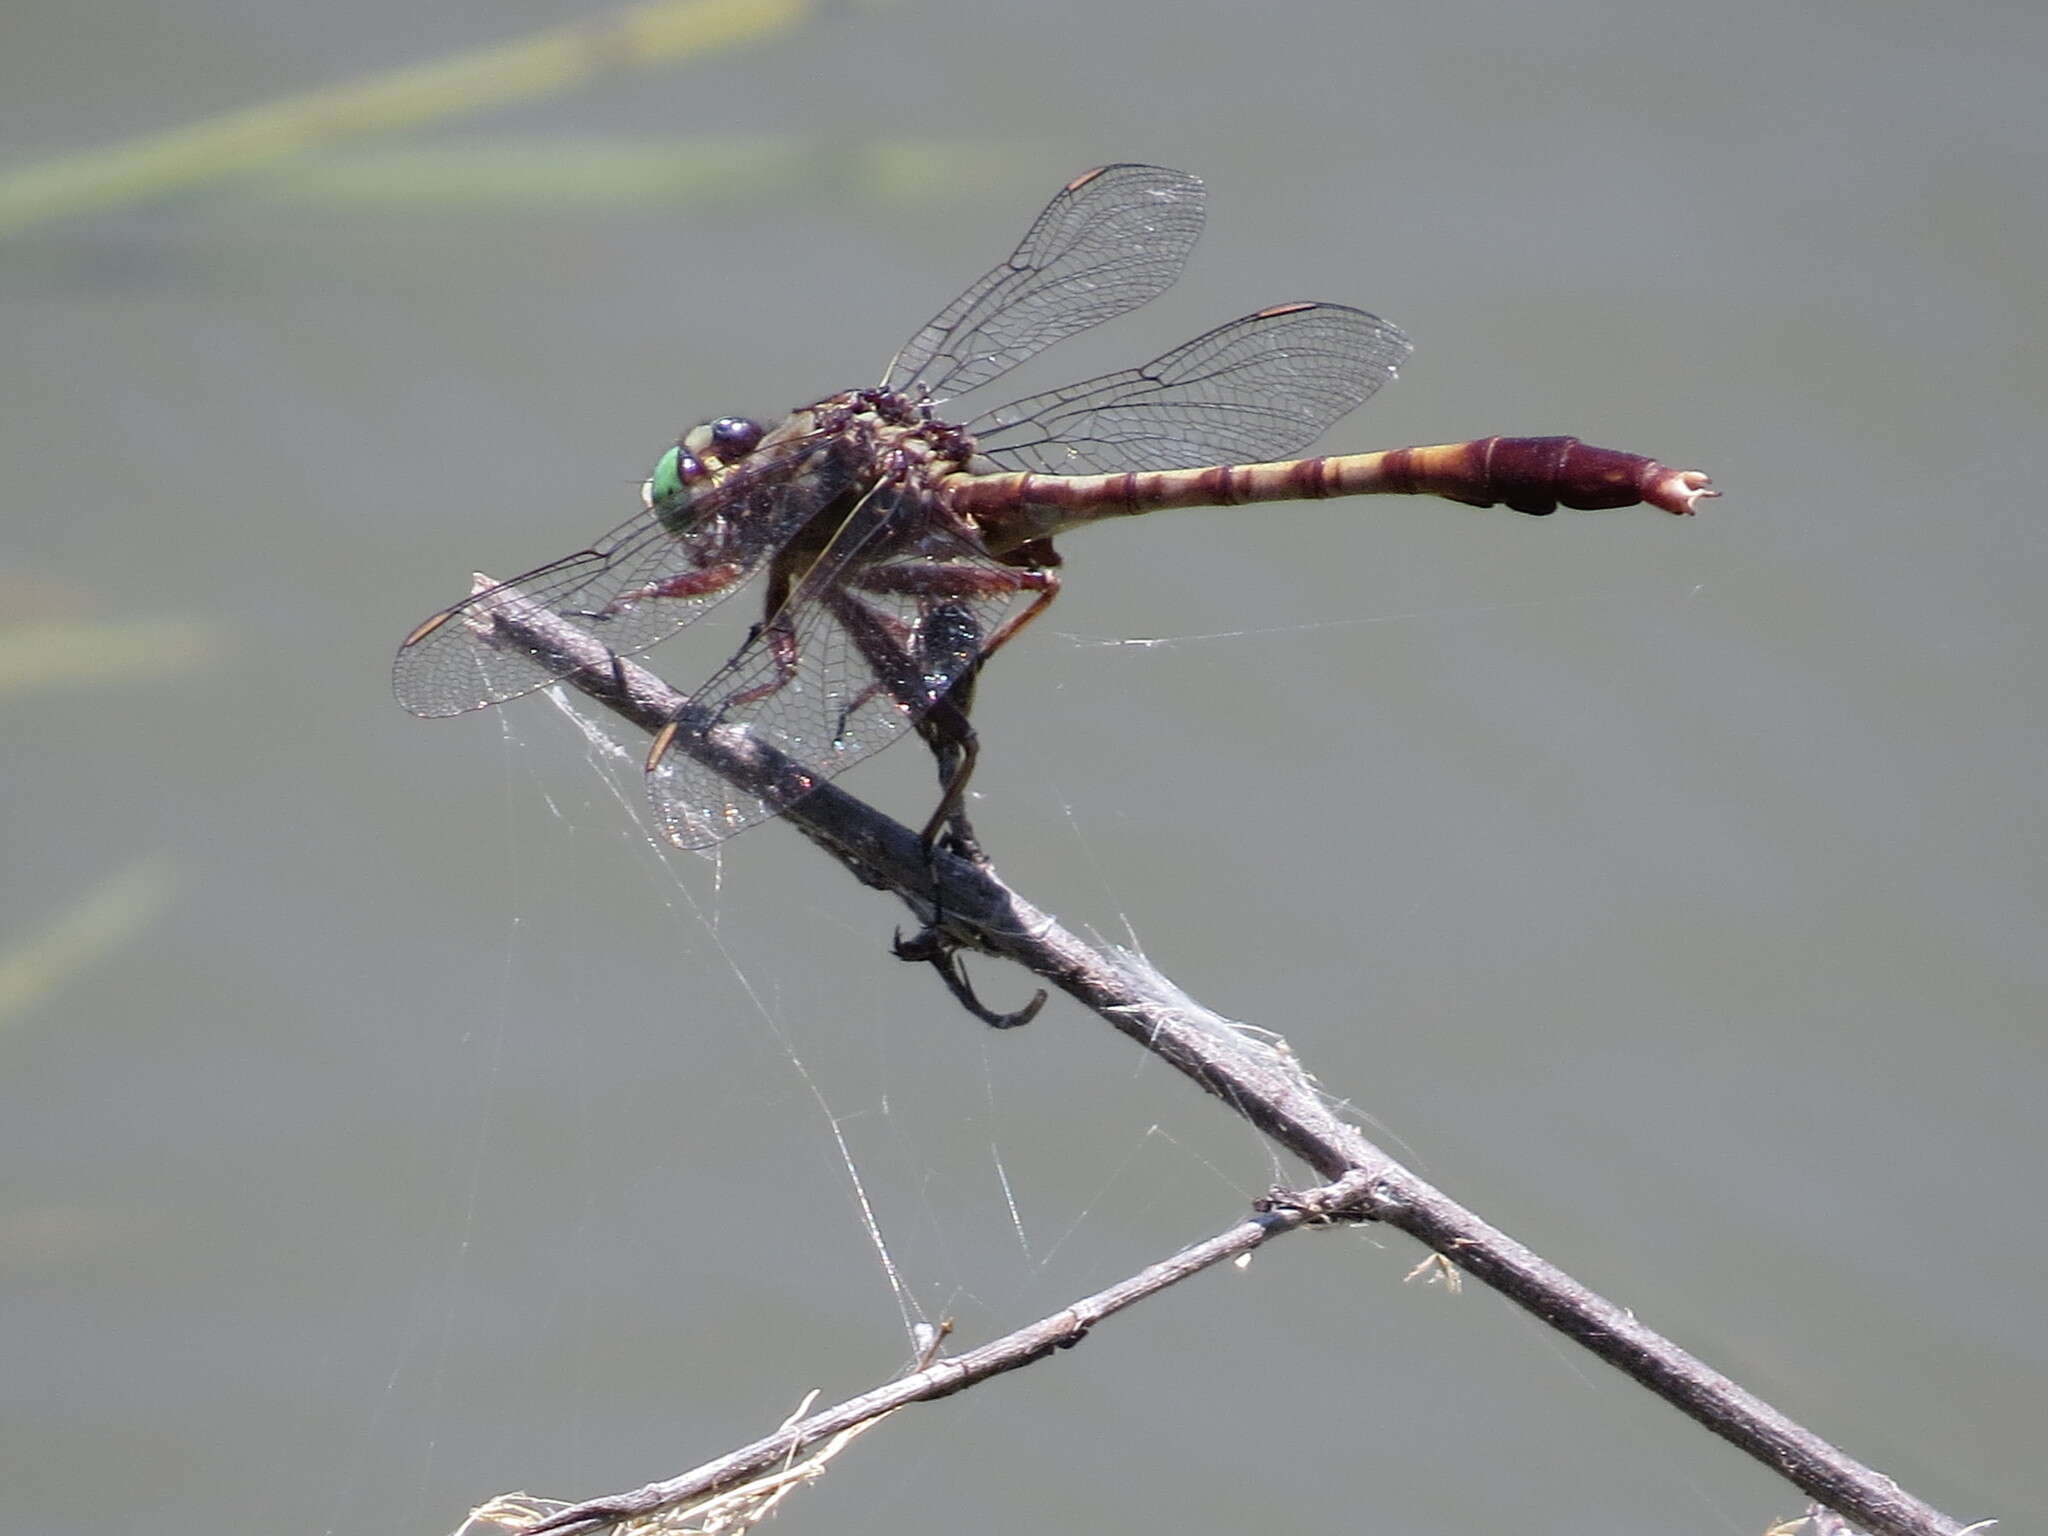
(966, 303), (1414, 473)
(648, 485), (1044, 848)
(883, 164), (1206, 401)
(392, 432), (852, 718)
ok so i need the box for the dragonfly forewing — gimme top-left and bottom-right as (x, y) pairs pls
(885, 164), (1206, 400)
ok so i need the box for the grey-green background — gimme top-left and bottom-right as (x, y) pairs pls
(5, 2), (2039, 1532)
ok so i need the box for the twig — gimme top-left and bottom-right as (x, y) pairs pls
(467, 577), (1973, 1536)
(516, 1170), (1382, 1535)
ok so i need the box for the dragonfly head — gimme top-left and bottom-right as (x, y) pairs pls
(641, 416), (768, 515)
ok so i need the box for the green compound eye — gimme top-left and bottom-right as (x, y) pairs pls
(648, 445), (689, 507)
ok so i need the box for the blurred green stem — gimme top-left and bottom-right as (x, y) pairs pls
(0, 0), (809, 236)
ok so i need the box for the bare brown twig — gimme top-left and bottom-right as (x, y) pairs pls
(466, 576), (1971, 1536)
(510, 1170), (1383, 1536)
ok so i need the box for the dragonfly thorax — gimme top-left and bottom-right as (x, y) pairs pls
(828, 387), (980, 480)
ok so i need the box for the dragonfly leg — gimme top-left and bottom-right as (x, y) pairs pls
(969, 555), (1062, 667)
(886, 661), (1051, 1027)
(561, 561), (749, 625)
(614, 561), (747, 609)
(899, 668), (1052, 1027)
(893, 923), (1046, 1029)
(915, 688), (984, 861)
(827, 560), (1062, 1026)
(913, 564), (1059, 861)
(848, 558), (1062, 854)
(717, 618), (802, 712)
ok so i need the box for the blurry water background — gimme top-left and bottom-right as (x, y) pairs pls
(3, 1), (2041, 1531)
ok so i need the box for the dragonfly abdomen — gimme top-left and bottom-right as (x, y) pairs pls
(952, 435), (1712, 548)
(1357, 437), (1712, 516)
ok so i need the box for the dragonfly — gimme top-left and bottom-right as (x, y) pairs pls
(396, 164), (1712, 859)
